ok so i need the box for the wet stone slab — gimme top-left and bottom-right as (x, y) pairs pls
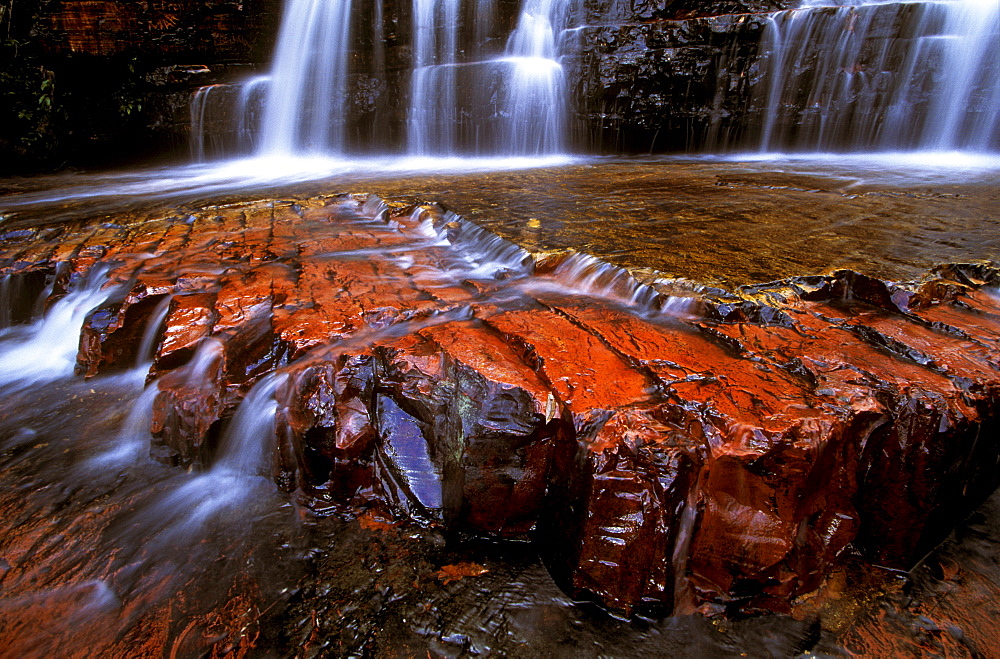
(0, 190), (999, 653)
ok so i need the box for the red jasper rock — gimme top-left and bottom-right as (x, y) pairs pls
(2, 193), (999, 620)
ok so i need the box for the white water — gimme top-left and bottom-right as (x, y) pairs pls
(186, 0), (579, 159)
(135, 296), (172, 368)
(0, 269), (113, 390)
(755, 0), (1000, 153)
(258, 0), (354, 156)
(500, 0), (572, 154)
(213, 373), (289, 477)
(104, 370), (288, 545)
(92, 378), (160, 467)
(189, 84), (223, 162)
(407, 0), (461, 154)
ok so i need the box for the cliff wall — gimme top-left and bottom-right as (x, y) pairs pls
(0, 0), (791, 172)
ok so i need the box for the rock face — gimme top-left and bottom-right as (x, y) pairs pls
(566, 14), (771, 153)
(0, 0), (282, 171)
(2, 0), (793, 169)
(1, 195), (998, 615)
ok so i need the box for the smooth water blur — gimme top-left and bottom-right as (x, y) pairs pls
(755, 0), (1000, 153)
(0, 269), (114, 390)
(0, 151), (998, 653)
(260, 0), (354, 155)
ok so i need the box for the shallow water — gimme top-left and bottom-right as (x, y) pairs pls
(3, 154), (997, 288)
(0, 154), (998, 655)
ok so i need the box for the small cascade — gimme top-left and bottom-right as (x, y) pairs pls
(189, 80), (269, 161)
(0, 271), (54, 332)
(536, 253), (662, 311)
(112, 370), (287, 541)
(235, 76), (270, 154)
(436, 211), (535, 279)
(753, 0), (1000, 153)
(258, 0), (354, 156)
(190, 85), (223, 162)
(93, 382), (160, 466)
(180, 337), (226, 387)
(0, 269), (114, 390)
(213, 373), (288, 477)
(135, 296), (172, 368)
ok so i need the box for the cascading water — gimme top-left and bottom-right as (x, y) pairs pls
(753, 0), (1000, 153)
(500, 0), (571, 154)
(0, 269), (114, 390)
(213, 373), (288, 477)
(406, 0), (575, 155)
(258, 0), (354, 155)
(407, 0), (461, 154)
(191, 0), (579, 159)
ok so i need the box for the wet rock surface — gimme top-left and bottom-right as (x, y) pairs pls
(2, 190), (999, 637)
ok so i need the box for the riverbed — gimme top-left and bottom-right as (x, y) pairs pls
(1, 154), (998, 656)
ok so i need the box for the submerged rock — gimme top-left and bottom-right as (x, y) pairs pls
(1, 193), (998, 616)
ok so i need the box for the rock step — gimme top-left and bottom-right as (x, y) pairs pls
(1, 193), (998, 617)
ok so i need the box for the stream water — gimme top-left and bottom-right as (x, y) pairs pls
(0, 153), (998, 655)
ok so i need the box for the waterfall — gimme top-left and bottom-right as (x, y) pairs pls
(192, 0), (578, 159)
(189, 85), (221, 162)
(754, 0), (1000, 153)
(258, 0), (354, 156)
(406, 0), (574, 155)
(407, 0), (461, 154)
(500, 0), (570, 154)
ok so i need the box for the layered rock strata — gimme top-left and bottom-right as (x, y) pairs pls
(1, 195), (998, 615)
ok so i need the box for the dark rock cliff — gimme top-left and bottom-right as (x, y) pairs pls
(0, 0), (282, 172)
(0, 0), (795, 171)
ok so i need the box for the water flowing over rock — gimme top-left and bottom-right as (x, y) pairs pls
(2, 193), (998, 615)
(259, 0), (354, 155)
(752, 0), (1000, 153)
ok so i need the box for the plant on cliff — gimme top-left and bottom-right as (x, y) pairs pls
(0, 36), (61, 171)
